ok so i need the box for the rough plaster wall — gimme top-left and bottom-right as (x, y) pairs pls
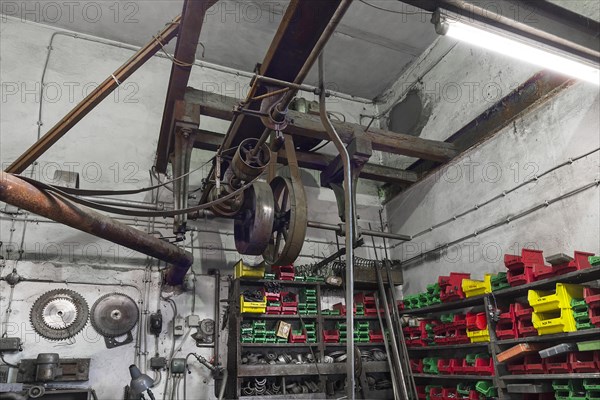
(385, 73), (600, 294)
(0, 17), (387, 399)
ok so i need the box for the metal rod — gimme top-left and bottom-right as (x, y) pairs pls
(374, 295), (400, 400)
(255, 75), (327, 94)
(375, 266), (409, 399)
(78, 196), (169, 211)
(307, 220), (411, 241)
(0, 171), (193, 285)
(318, 48), (355, 399)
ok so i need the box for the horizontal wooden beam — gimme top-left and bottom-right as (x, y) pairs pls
(192, 129), (418, 185)
(186, 88), (458, 162)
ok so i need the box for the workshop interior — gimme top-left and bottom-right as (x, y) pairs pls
(0, 0), (599, 399)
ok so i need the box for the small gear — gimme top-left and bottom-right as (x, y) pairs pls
(30, 289), (89, 341)
(90, 293), (139, 338)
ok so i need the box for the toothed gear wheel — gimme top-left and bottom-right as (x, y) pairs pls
(30, 289), (89, 341)
(90, 293), (139, 338)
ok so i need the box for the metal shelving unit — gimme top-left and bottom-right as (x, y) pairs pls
(401, 265), (600, 400)
(228, 277), (394, 399)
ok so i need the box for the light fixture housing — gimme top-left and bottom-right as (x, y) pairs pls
(432, 9), (599, 85)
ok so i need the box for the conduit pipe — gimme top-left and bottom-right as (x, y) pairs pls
(0, 171), (193, 285)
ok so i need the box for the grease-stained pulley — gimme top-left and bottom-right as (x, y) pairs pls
(234, 181), (275, 255)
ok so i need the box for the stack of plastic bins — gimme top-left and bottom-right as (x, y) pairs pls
(322, 329), (339, 343)
(529, 283), (584, 335)
(441, 388), (457, 400)
(504, 249), (545, 286)
(462, 274), (492, 298)
(475, 381), (497, 398)
(336, 321), (347, 343)
(583, 380), (600, 400)
(252, 320), (267, 343)
(584, 287), (600, 327)
(362, 292), (377, 316)
(235, 260), (265, 279)
(515, 303), (537, 337)
(496, 304), (519, 339)
(490, 272), (510, 291)
(355, 321), (370, 343)
(437, 358), (460, 375)
(426, 283), (442, 305)
(288, 329), (307, 343)
(280, 291), (298, 315)
(439, 273), (470, 302)
(572, 296), (593, 330)
(272, 264), (294, 280)
(551, 251), (595, 275)
(466, 312), (490, 343)
(240, 291), (267, 314)
(553, 380), (587, 400)
(265, 286), (281, 315)
(298, 287), (317, 315)
(303, 321), (317, 343)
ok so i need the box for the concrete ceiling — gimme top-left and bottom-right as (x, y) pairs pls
(2, 0), (438, 99)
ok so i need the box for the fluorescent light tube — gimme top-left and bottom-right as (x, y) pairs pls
(442, 18), (599, 85)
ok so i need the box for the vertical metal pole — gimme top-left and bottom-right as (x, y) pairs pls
(318, 52), (355, 399)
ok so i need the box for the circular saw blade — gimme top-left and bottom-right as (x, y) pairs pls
(42, 297), (78, 329)
(30, 289), (89, 341)
(90, 293), (139, 337)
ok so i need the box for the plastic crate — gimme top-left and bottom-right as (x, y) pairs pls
(466, 312), (487, 331)
(523, 354), (546, 374)
(467, 328), (490, 343)
(280, 291), (298, 307)
(569, 351), (598, 373)
(240, 294), (267, 314)
(369, 330), (384, 343)
(323, 329), (339, 343)
(515, 302), (534, 318)
(552, 251), (595, 275)
(546, 353), (571, 374)
(462, 274), (493, 298)
(423, 357), (440, 374)
(496, 319), (518, 339)
(517, 315), (538, 337)
(411, 359), (424, 373)
(491, 272), (510, 291)
(505, 249), (545, 286)
(272, 265), (294, 280)
(532, 308), (577, 335)
(475, 381), (497, 397)
(585, 287), (600, 308)
(437, 358), (459, 375)
(234, 260), (265, 279)
(590, 304), (600, 327)
(528, 283), (585, 313)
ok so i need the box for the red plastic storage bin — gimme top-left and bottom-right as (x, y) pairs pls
(437, 358), (458, 375)
(272, 265), (294, 280)
(569, 351), (598, 373)
(517, 316), (538, 337)
(416, 386), (427, 400)
(584, 287), (600, 308)
(473, 357), (495, 376)
(429, 387), (443, 399)
(589, 304), (600, 327)
(504, 249), (545, 286)
(446, 328), (470, 344)
(323, 329), (340, 343)
(369, 330), (384, 343)
(496, 319), (518, 340)
(441, 388), (457, 400)
(411, 359), (424, 373)
(280, 291), (298, 307)
(265, 305), (281, 314)
(514, 303), (534, 318)
(523, 354), (545, 374)
(439, 273), (470, 302)
(507, 361), (526, 374)
(545, 353), (571, 374)
(466, 312), (487, 331)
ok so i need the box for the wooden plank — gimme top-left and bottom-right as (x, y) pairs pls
(6, 16), (182, 174)
(192, 129), (419, 185)
(154, 0), (220, 172)
(187, 88), (458, 162)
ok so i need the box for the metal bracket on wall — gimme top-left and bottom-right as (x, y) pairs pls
(17, 358), (90, 383)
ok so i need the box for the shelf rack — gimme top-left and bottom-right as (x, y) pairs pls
(401, 265), (600, 400)
(228, 277), (395, 399)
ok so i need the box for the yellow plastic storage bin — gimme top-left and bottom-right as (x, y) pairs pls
(532, 308), (577, 335)
(462, 274), (492, 298)
(467, 328), (490, 343)
(528, 283), (584, 312)
(240, 295), (267, 314)
(234, 259), (265, 279)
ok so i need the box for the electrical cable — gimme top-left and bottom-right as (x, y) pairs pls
(399, 179), (599, 266)
(358, 0), (431, 15)
(0, 353), (18, 368)
(14, 168), (265, 217)
(394, 147), (600, 247)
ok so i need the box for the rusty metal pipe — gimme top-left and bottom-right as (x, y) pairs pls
(0, 171), (193, 284)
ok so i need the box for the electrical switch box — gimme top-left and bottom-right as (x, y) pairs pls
(171, 358), (186, 374)
(0, 337), (21, 352)
(186, 315), (200, 327)
(150, 356), (167, 370)
(173, 315), (185, 336)
(0, 365), (10, 383)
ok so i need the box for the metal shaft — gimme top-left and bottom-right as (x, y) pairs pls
(0, 171), (193, 285)
(375, 295), (400, 400)
(319, 49), (355, 399)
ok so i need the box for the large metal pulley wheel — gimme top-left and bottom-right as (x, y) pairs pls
(234, 182), (275, 255)
(263, 176), (307, 266)
(231, 138), (271, 181)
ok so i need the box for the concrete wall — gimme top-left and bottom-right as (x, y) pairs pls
(0, 17), (386, 399)
(384, 40), (600, 294)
